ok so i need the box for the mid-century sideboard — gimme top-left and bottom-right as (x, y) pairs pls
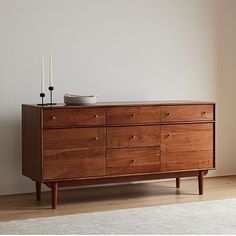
(22, 101), (215, 209)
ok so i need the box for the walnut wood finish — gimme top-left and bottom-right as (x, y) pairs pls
(22, 105), (42, 181)
(43, 127), (105, 150)
(198, 170), (204, 195)
(22, 101), (215, 209)
(107, 126), (160, 148)
(107, 106), (160, 125)
(32, 100), (215, 109)
(44, 170), (209, 188)
(43, 127), (106, 180)
(107, 147), (160, 175)
(35, 182), (41, 201)
(51, 182), (58, 209)
(161, 123), (214, 172)
(161, 105), (213, 122)
(176, 178), (180, 188)
(43, 108), (106, 128)
(43, 148), (106, 180)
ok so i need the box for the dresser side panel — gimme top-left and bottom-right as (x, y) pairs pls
(22, 105), (42, 181)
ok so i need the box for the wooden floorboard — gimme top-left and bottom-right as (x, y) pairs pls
(0, 176), (236, 222)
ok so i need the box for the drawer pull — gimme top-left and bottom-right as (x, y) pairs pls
(202, 111), (208, 116)
(167, 133), (172, 137)
(130, 113), (136, 118)
(131, 135), (137, 140)
(166, 112), (173, 116)
(51, 116), (56, 120)
(94, 115), (99, 118)
(130, 159), (136, 164)
(95, 136), (99, 140)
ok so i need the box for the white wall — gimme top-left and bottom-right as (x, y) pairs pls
(216, 0), (236, 176)
(0, 0), (222, 195)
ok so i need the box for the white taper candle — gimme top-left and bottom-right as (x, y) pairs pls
(49, 51), (53, 87)
(41, 56), (45, 93)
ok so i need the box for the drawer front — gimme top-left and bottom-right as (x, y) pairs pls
(107, 106), (160, 125)
(107, 147), (160, 176)
(43, 148), (106, 180)
(43, 108), (106, 127)
(161, 123), (214, 172)
(43, 127), (105, 150)
(107, 125), (160, 148)
(161, 105), (214, 122)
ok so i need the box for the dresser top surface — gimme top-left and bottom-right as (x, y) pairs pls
(23, 100), (215, 109)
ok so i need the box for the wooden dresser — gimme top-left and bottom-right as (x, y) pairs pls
(22, 101), (215, 209)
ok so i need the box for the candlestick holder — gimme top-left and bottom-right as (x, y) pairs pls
(48, 86), (57, 106)
(38, 93), (45, 106)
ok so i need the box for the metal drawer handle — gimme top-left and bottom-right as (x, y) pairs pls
(131, 135), (137, 140)
(167, 133), (172, 137)
(131, 113), (136, 118)
(94, 115), (99, 118)
(51, 116), (56, 120)
(131, 159), (136, 164)
(95, 136), (99, 140)
(202, 111), (208, 116)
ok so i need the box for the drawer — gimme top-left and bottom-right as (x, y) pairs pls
(43, 148), (106, 180)
(161, 123), (214, 171)
(43, 108), (106, 127)
(107, 147), (160, 176)
(107, 125), (160, 148)
(107, 106), (160, 125)
(43, 127), (105, 150)
(161, 105), (214, 122)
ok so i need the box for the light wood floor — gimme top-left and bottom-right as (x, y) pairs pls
(0, 175), (236, 222)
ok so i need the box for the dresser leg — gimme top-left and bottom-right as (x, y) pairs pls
(35, 181), (41, 201)
(176, 178), (180, 188)
(198, 171), (204, 195)
(51, 182), (58, 209)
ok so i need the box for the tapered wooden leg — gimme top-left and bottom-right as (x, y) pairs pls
(198, 171), (203, 195)
(51, 182), (58, 209)
(176, 178), (180, 188)
(35, 181), (41, 201)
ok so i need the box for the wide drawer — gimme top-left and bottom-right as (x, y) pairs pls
(43, 108), (106, 127)
(161, 105), (214, 122)
(43, 148), (106, 180)
(43, 127), (105, 150)
(107, 106), (160, 125)
(107, 125), (160, 148)
(107, 147), (160, 176)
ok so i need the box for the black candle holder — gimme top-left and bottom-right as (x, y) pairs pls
(48, 86), (57, 106)
(38, 93), (45, 106)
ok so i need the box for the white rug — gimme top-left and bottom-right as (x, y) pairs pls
(1, 198), (236, 235)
